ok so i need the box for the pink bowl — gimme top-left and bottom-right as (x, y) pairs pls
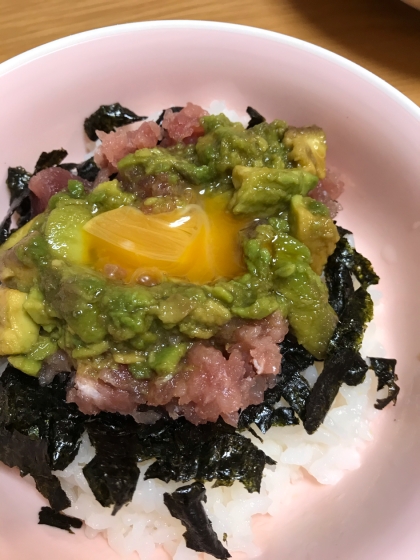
(0, 20), (419, 560)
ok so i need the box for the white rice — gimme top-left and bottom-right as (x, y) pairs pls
(50, 284), (385, 560)
(38, 104), (388, 558)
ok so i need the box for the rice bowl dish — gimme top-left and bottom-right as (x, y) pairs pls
(0, 21), (419, 560)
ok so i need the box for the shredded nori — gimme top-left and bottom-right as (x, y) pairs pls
(83, 455), (139, 515)
(303, 348), (363, 434)
(0, 167), (32, 244)
(38, 506), (82, 533)
(84, 413), (274, 495)
(352, 249), (380, 289)
(325, 228), (379, 317)
(34, 149), (68, 174)
(164, 482), (231, 559)
(368, 357), (400, 410)
(0, 366), (85, 509)
(302, 282), (375, 433)
(60, 157), (100, 183)
(156, 106), (184, 126)
(6, 166), (32, 202)
(142, 418), (275, 493)
(246, 106), (266, 129)
(269, 334), (314, 419)
(327, 287), (373, 357)
(238, 334), (313, 433)
(344, 352), (369, 386)
(325, 235), (355, 316)
(84, 103), (147, 141)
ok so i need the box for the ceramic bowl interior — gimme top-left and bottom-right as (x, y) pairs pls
(0, 20), (419, 560)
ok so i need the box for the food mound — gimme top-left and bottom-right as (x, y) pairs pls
(0, 102), (399, 560)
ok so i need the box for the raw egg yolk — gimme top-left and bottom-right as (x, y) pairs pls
(83, 194), (250, 284)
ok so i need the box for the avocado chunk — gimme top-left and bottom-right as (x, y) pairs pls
(196, 116), (289, 176)
(8, 336), (58, 376)
(289, 195), (340, 275)
(118, 148), (213, 186)
(23, 286), (57, 328)
(148, 343), (188, 377)
(44, 204), (92, 264)
(0, 216), (40, 255)
(276, 265), (337, 359)
(0, 287), (40, 355)
(88, 180), (136, 212)
(229, 166), (318, 217)
(8, 356), (42, 376)
(283, 126), (327, 179)
(243, 223), (337, 359)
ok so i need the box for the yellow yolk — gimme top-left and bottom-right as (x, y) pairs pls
(83, 194), (250, 284)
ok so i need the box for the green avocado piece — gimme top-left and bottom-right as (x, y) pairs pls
(283, 126), (327, 179)
(8, 356), (41, 376)
(243, 224), (337, 359)
(87, 180), (136, 212)
(23, 286), (57, 328)
(148, 343), (188, 377)
(27, 336), (58, 361)
(118, 148), (213, 186)
(232, 295), (279, 320)
(276, 264), (338, 359)
(0, 287), (40, 355)
(179, 299), (231, 339)
(7, 335), (58, 376)
(44, 204), (92, 264)
(43, 265), (108, 345)
(0, 216), (41, 255)
(229, 166), (318, 216)
(72, 341), (109, 359)
(197, 116), (289, 175)
(289, 195), (340, 275)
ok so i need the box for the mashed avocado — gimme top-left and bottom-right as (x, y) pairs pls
(0, 113), (338, 378)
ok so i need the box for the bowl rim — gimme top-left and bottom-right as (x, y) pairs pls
(0, 20), (419, 122)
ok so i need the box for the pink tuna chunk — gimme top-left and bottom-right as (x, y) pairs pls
(308, 169), (345, 218)
(29, 167), (76, 214)
(161, 102), (209, 145)
(94, 121), (162, 172)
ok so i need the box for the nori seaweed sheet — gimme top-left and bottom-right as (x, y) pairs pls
(269, 334), (314, 417)
(143, 418), (275, 493)
(84, 413), (274, 495)
(6, 166), (32, 203)
(303, 348), (363, 434)
(83, 455), (139, 515)
(325, 235), (355, 316)
(344, 352), (369, 386)
(34, 149), (68, 174)
(0, 366), (85, 509)
(0, 167), (32, 244)
(327, 287), (373, 357)
(238, 334), (314, 432)
(60, 157), (100, 183)
(325, 228), (379, 317)
(246, 106), (266, 129)
(163, 482), (231, 559)
(302, 283), (375, 433)
(84, 103), (147, 141)
(155, 106), (184, 126)
(368, 357), (400, 410)
(238, 403), (299, 434)
(38, 506), (82, 533)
